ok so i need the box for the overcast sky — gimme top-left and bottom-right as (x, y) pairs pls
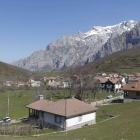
(0, 0), (140, 63)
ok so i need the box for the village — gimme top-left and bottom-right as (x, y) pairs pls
(0, 71), (140, 137)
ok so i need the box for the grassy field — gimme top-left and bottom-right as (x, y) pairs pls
(1, 101), (140, 140)
(0, 90), (34, 119)
(0, 90), (116, 119)
(0, 90), (71, 119)
(87, 92), (116, 103)
(33, 68), (71, 79)
(118, 67), (140, 75)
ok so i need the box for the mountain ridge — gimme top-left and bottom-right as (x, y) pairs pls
(12, 20), (138, 72)
(33, 48), (140, 78)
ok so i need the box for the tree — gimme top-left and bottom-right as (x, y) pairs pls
(75, 76), (97, 101)
(75, 76), (88, 101)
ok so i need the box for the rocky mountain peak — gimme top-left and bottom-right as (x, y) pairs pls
(12, 20), (138, 72)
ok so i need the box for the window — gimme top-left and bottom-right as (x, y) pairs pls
(78, 116), (82, 122)
(55, 115), (61, 123)
(136, 92), (140, 96)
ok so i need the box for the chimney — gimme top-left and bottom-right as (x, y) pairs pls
(70, 95), (75, 99)
(39, 95), (44, 100)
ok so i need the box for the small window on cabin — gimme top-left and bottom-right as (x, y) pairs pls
(136, 92), (140, 96)
(55, 115), (61, 124)
(78, 116), (82, 122)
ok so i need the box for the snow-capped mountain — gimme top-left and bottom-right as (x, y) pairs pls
(12, 20), (138, 72)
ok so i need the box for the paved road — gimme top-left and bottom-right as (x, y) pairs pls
(90, 95), (123, 106)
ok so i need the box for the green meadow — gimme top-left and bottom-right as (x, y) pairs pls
(0, 90), (115, 119)
(0, 101), (140, 140)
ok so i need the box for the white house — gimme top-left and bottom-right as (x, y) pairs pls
(29, 78), (35, 82)
(26, 98), (98, 131)
(3, 81), (13, 86)
(101, 73), (106, 76)
(49, 81), (59, 88)
(31, 81), (41, 87)
(58, 81), (71, 88)
(109, 78), (122, 92)
(16, 81), (25, 87)
(95, 78), (122, 92)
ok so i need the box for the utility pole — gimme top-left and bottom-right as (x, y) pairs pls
(65, 93), (67, 131)
(7, 92), (9, 117)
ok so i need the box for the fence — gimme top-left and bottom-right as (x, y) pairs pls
(0, 122), (55, 137)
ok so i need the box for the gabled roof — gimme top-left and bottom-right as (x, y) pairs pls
(121, 81), (140, 91)
(104, 75), (110, 77)
(97, 78), (108, 83)
(96, 77), (121, 84)
(109, 78), (121, 84)
(26, 100), (54, 111)
(128, 77), (140, 81)
(41, 98), (98, 118)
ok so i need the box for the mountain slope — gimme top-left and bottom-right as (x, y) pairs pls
(33, 48), (140, 78)
(96, 22), (140, 59)
(76, 48), (140, 75)
(0, 61), (32, 82)
(12, 20), (137, 72)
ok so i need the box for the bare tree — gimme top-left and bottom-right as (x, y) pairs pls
(74, 76), (88, 101)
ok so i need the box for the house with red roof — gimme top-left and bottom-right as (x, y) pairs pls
(121, 81), (140, 103)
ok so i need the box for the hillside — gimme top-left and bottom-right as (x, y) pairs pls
(0, 61), (32, 82)
(33, 48), (140, 77)
(76, 48), (140, 75)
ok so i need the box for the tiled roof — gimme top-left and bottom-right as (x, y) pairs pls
(96, 78), (121, 84)
(121, 81), (140, 91)
(97, 78), (108, 83)
(41, 98), (98, 118)
(128, 77), (140, 81)
(104, 75), (110, 77)
(109, 78), (120, 84)
(26, 100), (54, 111)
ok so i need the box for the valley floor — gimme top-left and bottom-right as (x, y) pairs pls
(1, 101), (140, 140)
(0, 90), (115, 119)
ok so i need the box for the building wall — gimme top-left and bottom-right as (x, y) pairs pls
(124, 91), (140, 103)
(129, 91), (139, 98)
(66, 112), (96, 130)
(31, 81), (41, 87)
(115, 84), (121, 91)
(39, 112), (66, 129)
(39, 112), (96, 131)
